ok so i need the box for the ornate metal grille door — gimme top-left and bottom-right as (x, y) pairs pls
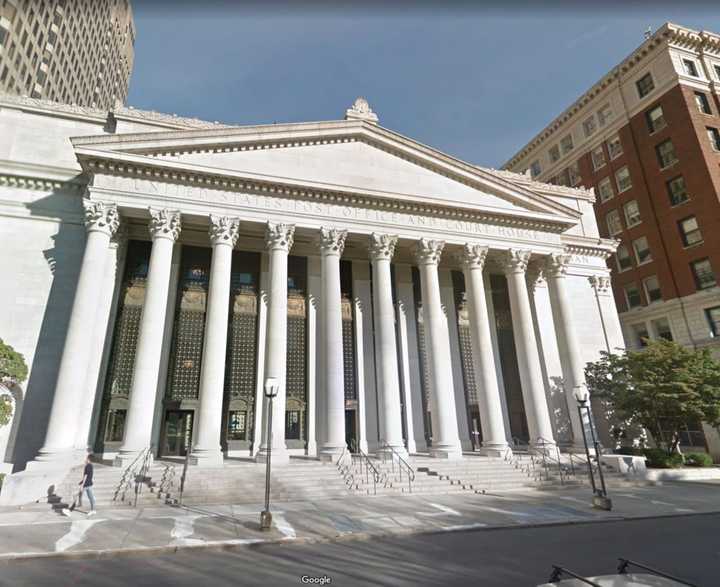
(411, 267), (432, 445)
(285, 256), (307, 448)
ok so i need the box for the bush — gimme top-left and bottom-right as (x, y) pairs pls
(615, 446), (645, 456)
(643, 448), (684, 469)
(0, 473), (4, 491)
(684, 452), (714, 467)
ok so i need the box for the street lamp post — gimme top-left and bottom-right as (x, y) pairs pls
(573, 386), (612, 511)
(260, 377), (280, 530)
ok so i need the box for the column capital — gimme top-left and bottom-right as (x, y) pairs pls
(458, 243), (489, 270)
(83, 200), (119, 236)
(545, 251), (572, 278)
(526, 263), (546, 293)
(500, 248), (532, 275)
(589, 274), (612, 295)
(413, 237), (444, 266)
(208, 214), (240, 247)
(368, 232), (398, 261)
(317, 227), (348, 256)
(148, 208), (181, 241)
(265, 222), (295, 252)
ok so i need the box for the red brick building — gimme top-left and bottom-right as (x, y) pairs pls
(504, 23), (720, 458)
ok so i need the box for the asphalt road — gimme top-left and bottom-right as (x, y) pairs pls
(1, 513), (717, 587)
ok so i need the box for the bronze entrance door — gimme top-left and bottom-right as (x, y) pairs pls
(345, 409), (358, 453)
(162, 410), (194, 457)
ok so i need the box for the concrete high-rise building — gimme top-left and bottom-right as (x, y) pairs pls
(0, 0), (134, 109)
(504, 22), (720, 458)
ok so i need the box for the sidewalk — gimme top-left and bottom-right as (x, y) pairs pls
(0, 482), (716, 563)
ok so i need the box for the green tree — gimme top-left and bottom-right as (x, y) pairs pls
(0, 338), (28, 427)
(585, 339), (720, 455)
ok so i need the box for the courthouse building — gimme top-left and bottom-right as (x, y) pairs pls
(0, 93), (623, 493)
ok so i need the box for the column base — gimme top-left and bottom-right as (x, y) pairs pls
(318, 444), (346, 462)
(428, 444), (463, 460)
(479, 442), (510, 457)
(377, 443), (409, 461)
(113, 449), (146, 469)
(255, 446), (290, 465)
(530, 439), (557, 455)
(189, 449), (225, 468)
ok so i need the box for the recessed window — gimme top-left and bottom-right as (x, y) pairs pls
(616, 244), (633, 272)
(682, 58), (699, 77)
(285, 410), (301, 439)
(560, 134), (574, 155)
(104, 409), (126, 442)
(667, 176), (689, 206)
(706, 306), (720, 337)
(631, 322), (649, 346)
(715, 64), (720, 81)
(616, 166), (632, 192)
(583, 116), (597, 138)
(568, 161), (580, 186)
(651, 316), (673, 340)
(607, 135), (623, 159)
(695, 92), (712, 115)
(632, 236), (652, 265)
(636, 73), (655, 98)
(706, 127), (720, 151)
(679, 216), (703, 247)
(549, 145), (560, 163)
(624, 200), (642, 227)
(597, 103), (613, 127)
(591, 146), (606, 170)
(625, 284), (643, 309)
(606, 210), (623, 236)
(530, 160), (542, 178)
(656, 139), (678, 169)
(597, 177), (614, 202)
(646, 105), (666, 133)
(643, 275), (662, 303)
(691, 258), (716, 290)
(227, 410), (248, 440)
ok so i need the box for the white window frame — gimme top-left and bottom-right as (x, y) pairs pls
(560, 134), (574, 155)
(679, 216), (703, 247)
(616, 244), (633, 272)
(643, 275), (662, 304)
(695, 92), (712, 115)
(706, 127), (720, 152)
(636, 72), (655, 98)
(607, 135), (623, 160)
(583, 116), (597, 138)
(597, 103), (613, 127)
(624, 200), (641, 228)
(682, 58), (699, 78)
(656, 139), (679, 169)
(646, 105), (666, 134)
(530, 160), (542, 178)
(591, 146), (606, 171)
(625, 284), (643, 309)
(632, 236), (653, 265)
(705, 305), (720, 337)
(616, 166), (632, 193)
(549, 145), (561, 163)
(597, 177), (614, 202)
(606, 210), (623, 236)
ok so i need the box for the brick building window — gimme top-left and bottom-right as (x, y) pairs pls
(656, 139), (678, 169)
(679, 216), (703, 247)
(646, 105), (666, 133)
(606, 210), (623, 236)
(568, 161), (581, 186)
(591, 146), (606, 170)
(682, 58), (699, 77)
(560, 134), (574, 155)
(616, 244), (633, 272)
(597, 103), (613, 127)
(667, 176), (689, 206)
(632, 236), (652, 265)
(643, 275), (662, 303)
(706, 306), (720, 337)
(608, 135), (623, 159)
(615, 166), (632, 192)
(624, 200), (641, 227)
(691, 258), (716, 290)
(549, 145), (560, 163)
(630, 323), (649, 346)
(706, 127), (720, 151)
(636, 73), (655, 98)
(651, 317), (673, 340)
(625, 284), (643, 309)
(695, 92), (712, 115)
(598, 177), (614, 202)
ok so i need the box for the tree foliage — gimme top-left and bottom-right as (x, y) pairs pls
(585, 339), (720, 454)
(0, 338), (28, 427)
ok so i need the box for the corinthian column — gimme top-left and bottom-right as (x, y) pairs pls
(34, 201), (119, 466)
(256, 222), (295, 464)
(116, 208), (181, 466)
(458, 244), (509, 456)
(190, 215), (241, 467)
(413, 238), (462, 459)
(545, 251), (589, 450)
(317, 227), (348, 460)
(501, 249), (556, 451)
(369, 233), (407, 458)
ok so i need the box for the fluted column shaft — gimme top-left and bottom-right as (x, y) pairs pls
(256, 222), (295, 464)
(35, 201), (119, 465)
(116, 208), (181, 466)
(369, 233), (407, 457)
(190, 216), (240, 466)
(502, 249), (556, 451)
(414, 238), (462, 460)
(318, 228), (348, 460)
(546, 252), (589, 449)
(459, 244), (509, 456)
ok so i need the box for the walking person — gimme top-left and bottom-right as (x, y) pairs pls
(61, 454), (96, 517)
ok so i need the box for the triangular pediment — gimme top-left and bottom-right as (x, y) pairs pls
(72, 120), (581, 226)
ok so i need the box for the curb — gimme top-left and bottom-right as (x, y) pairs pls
(1, 509), (719, 565)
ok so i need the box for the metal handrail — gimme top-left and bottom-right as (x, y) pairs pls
(548, 565), (603, 587)
(534, 437), (570, 485)
(380, 442), (415, 493)
(617, 558), (697, 586)
(133, 446), (154, 507)
(502, 445), (541, 481)
(113, 446), (151, 504)
(177, 450), (191, 506)
(352, 449), (382, 494)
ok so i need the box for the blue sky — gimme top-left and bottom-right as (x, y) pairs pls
(128, 2), (720, 168)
